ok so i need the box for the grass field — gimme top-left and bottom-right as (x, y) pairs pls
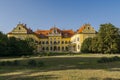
(0, 54), (120, 80)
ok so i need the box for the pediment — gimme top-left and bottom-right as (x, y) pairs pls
(11, 24), (28, 34)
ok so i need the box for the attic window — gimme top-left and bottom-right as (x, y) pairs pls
(88, 27), (90, 29)
(19, 27), (21, 30)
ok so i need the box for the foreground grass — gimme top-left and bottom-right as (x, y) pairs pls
(0, 54), (120, 80)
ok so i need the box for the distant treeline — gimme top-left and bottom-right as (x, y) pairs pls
(0, 23), (120, 57)
(0, 32), (35, 57)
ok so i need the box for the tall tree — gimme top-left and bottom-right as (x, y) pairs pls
(97, 23), (120, 53)
(0, 31), (35, 57)
(0, 32), (8, 56)
(25, 38), (37, 52)
(91, 37), (99, 53)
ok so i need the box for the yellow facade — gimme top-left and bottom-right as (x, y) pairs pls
(71, 24), (96, 52)
(8, 23), (71, 52)
(7, 23), (96, 53)
(39, 37), (70, 52)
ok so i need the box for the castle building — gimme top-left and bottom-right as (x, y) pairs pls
(7, 23), (96, 53)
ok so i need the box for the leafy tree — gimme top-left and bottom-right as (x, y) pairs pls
(81, 37), (92, 53)
(0, 31), (34, 57)
(25, 38), (38, 53)
(81, 23), (120, 54)
(91, 37), (99, 53)
(97, 23), (120, 53)
(0, 32), (8, 56)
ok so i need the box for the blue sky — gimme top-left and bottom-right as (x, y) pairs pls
(0, 0), (120, 33)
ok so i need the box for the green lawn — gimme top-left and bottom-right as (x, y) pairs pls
(0, 54), (120, 80)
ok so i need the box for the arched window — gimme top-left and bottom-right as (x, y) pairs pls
(69, 41), (71, 43)
(54, 41), (57, 44)
(35, 41), (38, 44)
(78, 45), (80, 49)
(58, 41), (60, 44)
(50, 47), (52, 51)
(77, 38), (79, 41)
(19, 27), (21, 30)
(62, 47), (64, 51)
(66, 47), (68, 51)
(65, 41), (67, 44)
(39, 41), (41, 44)
(88, 27), (90, 29)
(42, 47), (45, 50)
(46, 47), (49, 50)
(46, 41), (48, 44)
(50, 41), (52, 44)
(62, 41), (64, 44)
(42, 41), (44, 44)
(54, 46), (57, 51)
(58, 46), (60, 51)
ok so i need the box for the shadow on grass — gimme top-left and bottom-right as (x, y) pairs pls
(0, 74), (59, 80)
(89, 77), (120, 80)
(0, 56), (120, 80)
(34, 57), (120, 71)
(1, 56), (120, 71)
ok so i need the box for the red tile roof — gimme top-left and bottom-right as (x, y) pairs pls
(8, 23), (75, 38)
(62, 30), (75, 37)
(34, 30), (50, 38)
(76, 24), (91, 33)
(35, 27), (74, 38)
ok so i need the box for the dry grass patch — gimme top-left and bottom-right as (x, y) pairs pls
(0, 54), (120, 80)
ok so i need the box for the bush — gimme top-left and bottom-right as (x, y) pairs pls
(27, 59), (45, 67)
(13, 60), (20, 66)
(28, 59), (37, 66)
(5, 61), (13, 65)
(0, 61), (13, 66)
(38, 61), (44, 67)
(0, 59), (45, 67)
(0, 60), (20, 66)
(97, 57), (109, 63)
(0, 61), (6, 66)
(38, 52), (69, 56)
(97, 56), (120, 63)
(112, 56), (120, 61)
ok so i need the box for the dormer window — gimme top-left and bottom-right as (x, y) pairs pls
(88, 27), (90, 29)
(19, 27), (21, 30)
(54, 29), (56, 33)
(52, 28), (57, 34)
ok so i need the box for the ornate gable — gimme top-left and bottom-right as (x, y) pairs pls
(9, 23), (33, 34)
(76, 24), (96, 34)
